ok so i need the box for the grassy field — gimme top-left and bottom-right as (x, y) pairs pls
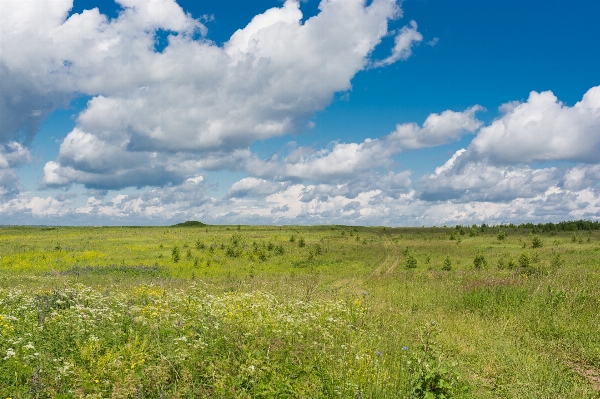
(0, 223), (599, 398)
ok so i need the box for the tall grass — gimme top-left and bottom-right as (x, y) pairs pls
(0, 225), (599, 397)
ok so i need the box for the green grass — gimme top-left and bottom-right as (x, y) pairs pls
(0, 224), (599, 397)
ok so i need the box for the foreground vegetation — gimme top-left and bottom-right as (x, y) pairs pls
(0, 222), (599, 398)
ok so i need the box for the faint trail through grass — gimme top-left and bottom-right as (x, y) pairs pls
(369, 233), (401, 277)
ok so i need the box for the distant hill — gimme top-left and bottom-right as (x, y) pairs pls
(171, 221), (207, 227)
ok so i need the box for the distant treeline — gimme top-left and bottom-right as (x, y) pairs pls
(171, 221), (207, 227)
(455, 220), (600, 232)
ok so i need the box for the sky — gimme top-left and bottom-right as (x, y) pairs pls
(1, 0), (600, 226)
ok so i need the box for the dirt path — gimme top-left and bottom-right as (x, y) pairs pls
(567, 361), (600, 391)
(370, 233), (401, 277)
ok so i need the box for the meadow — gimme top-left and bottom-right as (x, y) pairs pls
(0, 222), (599, 398)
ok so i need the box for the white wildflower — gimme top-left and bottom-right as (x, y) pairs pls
(4, 348), (15, 360)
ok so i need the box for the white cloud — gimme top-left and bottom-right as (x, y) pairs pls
(276, 139), (388, 182)
(418, 87), (600, 204)
(0, 0), (203, 141)
(2, 173), (599, 225)
(372, 20), (423, 67)
(563, 165), (600, 191)
(226, 177), (285, 198)
(2, 0), (408, 190)
(426, 37), (439, 46)
(238, 106), (481, 188)
(421, 152), (600, 204)
(0, 143), (30, 198)
(470, 86), (600, 164)
(421, 156), (562, 202)
(388, 105), (483, 149)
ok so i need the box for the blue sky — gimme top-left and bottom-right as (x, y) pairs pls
(1, 0), (599, 226)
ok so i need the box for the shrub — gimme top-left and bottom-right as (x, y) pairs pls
(497, 230), (507, 241)
(531, 235), (543, 248)
(230, 234), (242, 246)
(409, 322), (465, 398)
(313, 243), (322, 255)
(226, 246), (242, 258)
(298, 237), (306, 247)
(274, 244), (285, 255)
(497, 257), (506, 270)
(518, 251), (531, 268)
(172, 246), (181, 263)
(256, 248), (267, 261)
(195, 240), (205, 250)
(473, 254), (487, 269)
(405, 253), (418, 269)
(441, 256), (452, 271)
(550, 253), (564, 268)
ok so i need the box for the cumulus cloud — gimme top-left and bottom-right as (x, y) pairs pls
(241, 105), (481, 187)
(1, 0), (413, 190)
(469, 86), (600, 164)
(0, 143), (31, 198)
(563, 165), (600, 191)
(276, 139), (388, 182)
(226, 177), (285, 198)
(0, 0), (203, 141)
(420, 150), (563, 202)
(388, 105), (483, 149)
(420, 152), (600, 204)
(420, 87), (600, 204)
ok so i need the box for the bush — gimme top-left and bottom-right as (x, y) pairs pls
(550, 253), (564, 268)
(531, 235), (543, 248)
(473, 254), (487, 269)
(313, 244), (322, 255)
(230, 234), (242, 246)
(441, 256), (452, 271)
(518, 251), (531, 268)
(298, 237), (306, 247)
(405, 253), (418, 269)
(409, 322), (465, 398)
(172, 246), (180, 263)
(497, 230), (507, 241)
(497, 257), (506, 270)
(274, 244), (285, 255)
(226, 246), (242, 258)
